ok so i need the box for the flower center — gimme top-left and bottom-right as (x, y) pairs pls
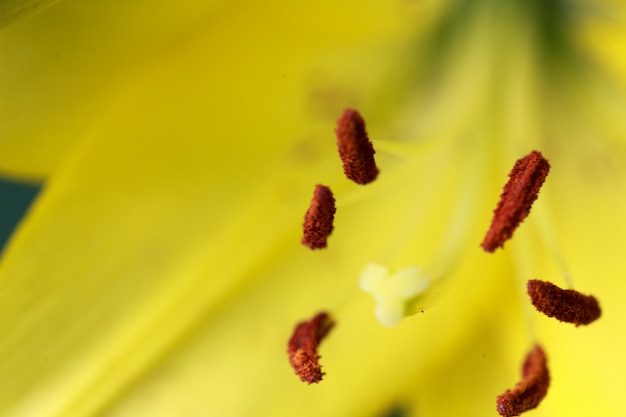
(288, 107), (601, 417)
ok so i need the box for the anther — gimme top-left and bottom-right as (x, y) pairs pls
(482, 150), (550, 253)
(302, 184), (336, 250)
(497, 344), (550, 417)
(527, 279), (601, 326)
(287, 312), (335, 384)
(335, 108), (379, 185)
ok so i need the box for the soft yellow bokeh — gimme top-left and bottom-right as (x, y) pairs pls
(1, 0), (625, 416)
(0, 0), (61, 28)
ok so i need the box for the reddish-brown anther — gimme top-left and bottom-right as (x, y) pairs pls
(527, 279), (601, 326)
(497, 345), (550, 417)
(287, 312), (335, 384)
(335, 108), (379, 185)
(302, 184), (336, 250)
(482, 150), (550, 252)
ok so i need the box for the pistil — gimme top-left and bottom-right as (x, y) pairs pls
(359, 263), (431, 327)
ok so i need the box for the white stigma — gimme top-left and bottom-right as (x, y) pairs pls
(359, 262), (431, 327)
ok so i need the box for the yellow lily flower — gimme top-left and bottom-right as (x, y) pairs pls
(1, 0), (626, 416)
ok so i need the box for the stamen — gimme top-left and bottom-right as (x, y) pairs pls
(359, 263), (430, 327)
(482, 150), (550, 253)
(335, 108), (379, 185)
(302, 184), (336, 250)
(287, 312), (335, 384)
(527, 279), (601, 326)
(497, 344), (550, 417)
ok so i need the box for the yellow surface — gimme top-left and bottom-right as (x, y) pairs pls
(1, 1), (626, 416)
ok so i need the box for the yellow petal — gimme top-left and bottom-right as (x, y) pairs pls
(0, 1), (451, 416)
(2, 1), (626, 417)
(0, 0), (60, 28)
(0, 0), (225, 180)
(0, 0), (448, 180)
